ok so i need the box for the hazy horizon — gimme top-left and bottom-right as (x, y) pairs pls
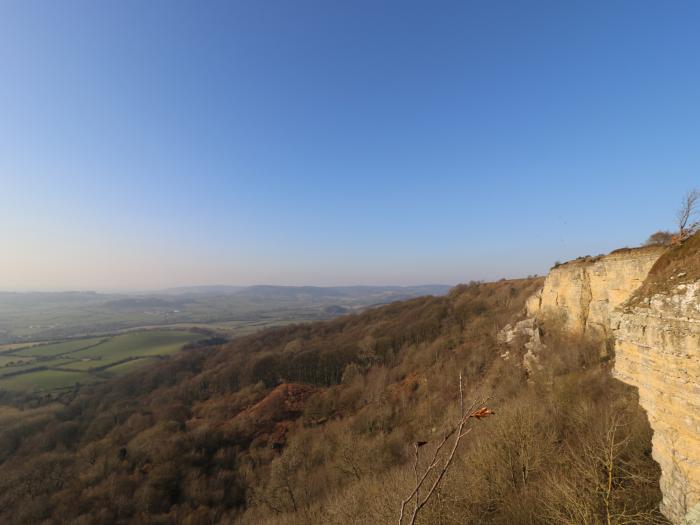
(3, 1), (699, 290)
(0, 282), (455, 294)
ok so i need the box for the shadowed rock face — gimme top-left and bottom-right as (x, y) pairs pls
(527, 244), (700, 524)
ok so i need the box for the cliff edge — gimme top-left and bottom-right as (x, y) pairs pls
(527, 239), (700, 524)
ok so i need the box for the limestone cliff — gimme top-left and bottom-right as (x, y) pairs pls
(525, 246), (666, 338)
(614, 280), (700, 523)
(527, 241), (700, 524)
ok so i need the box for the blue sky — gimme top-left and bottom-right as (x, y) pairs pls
(1, 1), (699, 290)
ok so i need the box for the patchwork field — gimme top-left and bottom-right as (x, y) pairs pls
(13, 337), (105, 357)
(0, 330), (206, 393)
(0, 355), (34, 367)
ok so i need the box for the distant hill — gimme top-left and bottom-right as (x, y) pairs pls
(0, 284), (451, 344)
(157, 285), (247, 296)
(160, 284), (450, 299)
(102, 297), (190, 311)
(230, 284), (451, 302)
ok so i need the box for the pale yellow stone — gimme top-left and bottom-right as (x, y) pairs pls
(527, 248), (665, 337)
(527, 246), (699, 524)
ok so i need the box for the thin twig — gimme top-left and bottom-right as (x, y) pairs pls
(399, 373), (493, 525)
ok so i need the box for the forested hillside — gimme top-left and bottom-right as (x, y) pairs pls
(0, 278), (667, 524)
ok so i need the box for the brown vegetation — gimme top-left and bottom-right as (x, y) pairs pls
(645, 231), (674, 247)
(399, 374), (493, 525)
(0, 277), (667, 524)
(630, 230), (700, 303)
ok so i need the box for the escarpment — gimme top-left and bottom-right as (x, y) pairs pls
(525, 246), (666, 338)
(527, 239), (700, 524)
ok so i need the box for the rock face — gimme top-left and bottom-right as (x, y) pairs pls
(498, 317), (546, 376)
(526, 247), (666, 338)
(527, 244), (700, 524)
(614, 281), (700, 524)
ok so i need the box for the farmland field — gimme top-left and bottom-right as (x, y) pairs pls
(0, 369), (101, 391)
(0, 342), (46, 353)
(0, 355), (34, 367)
(13, 337), (106, 357)
(0, 287), (450, 397)
(105, 357), (159, 375)
(0, 329), (206, 393)
(0, 358), (79, 378)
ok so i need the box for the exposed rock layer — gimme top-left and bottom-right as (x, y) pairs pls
(527, 245), (699, 524)
(614, 281), (700, 524)
(525, 247), (666, 338)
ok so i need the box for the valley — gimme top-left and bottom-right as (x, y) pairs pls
(0, 271), (674, 524)
(0, 285), (450, 344)
(4, 4), (697, 523)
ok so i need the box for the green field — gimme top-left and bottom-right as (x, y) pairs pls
(0, 357), (79, 376)
(104, 357), (159, 375)
(0, 355), (34, 367)
(0, 330), (206, 393)
(0, 343), (37, 353)
(14, 337), (106, 357)
(0, 361), (45, 378)
(0, 369), (101, 391)
(70, 331), (200, 361)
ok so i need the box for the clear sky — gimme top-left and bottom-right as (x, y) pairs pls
(1, 1), (699, 290)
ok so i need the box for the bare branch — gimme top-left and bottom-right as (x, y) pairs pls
(676, 189), (700, 242)
(398, 373), (493, 525)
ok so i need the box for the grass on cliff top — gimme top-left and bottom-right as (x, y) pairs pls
(551, 244), (665, 270)
(628, 231), (700, 304)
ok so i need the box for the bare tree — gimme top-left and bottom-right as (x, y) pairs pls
(541, 412), (667, 525)
(398, 373), (494, 525)
(676, 189), (700, 242)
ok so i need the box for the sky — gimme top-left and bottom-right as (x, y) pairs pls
(1, 1), (699, 291)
